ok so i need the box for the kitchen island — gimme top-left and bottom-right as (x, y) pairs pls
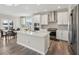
(17, 30), (50, 55)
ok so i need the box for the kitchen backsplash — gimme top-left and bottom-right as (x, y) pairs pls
(57, 25), (68, 30)
(41, 22), (58, 29)
(41, 22), (68, 31)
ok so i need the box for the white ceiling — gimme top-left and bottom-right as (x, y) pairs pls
(0, 4), (76, 16)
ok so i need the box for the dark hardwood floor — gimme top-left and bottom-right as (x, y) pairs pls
(47, 40), (73, 55)
(0, 36), (72, 55)
(0, 37), (40, 55)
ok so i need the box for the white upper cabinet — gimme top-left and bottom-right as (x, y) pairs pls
(41, 14), (48, 25)
(57, 12), (68, 25)
(57, 12), (63, 24)
(33, 15), (40, 23)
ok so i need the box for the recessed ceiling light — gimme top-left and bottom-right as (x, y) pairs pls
(4, 4), (19, 6)
(14, 4), (19, 6)
(5, 4), (13, 6)
(58, 6), (61, 8)
(37, 4), (40, 6)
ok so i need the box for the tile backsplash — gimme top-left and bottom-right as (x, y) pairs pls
(41, 22), (68, 31)
(41, 22), (58, 29)
(57, 25), (68, 30)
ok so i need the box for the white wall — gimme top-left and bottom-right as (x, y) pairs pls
(0, 14), (20, 29)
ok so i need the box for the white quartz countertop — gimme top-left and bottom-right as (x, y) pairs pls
(17, 30), (49, 37)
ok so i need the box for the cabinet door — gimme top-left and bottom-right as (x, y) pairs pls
(57, 12), (63, 25)
(33, 15), (40, 23)
(56, 30), (62, 40)
(41, 14), (48, 25)
(49, 12), (55, 22)
(62, 12), (68, 25)
(62, 30), (69, 41)
(57, 12), (68, 25)
(56, 30), (69, 41)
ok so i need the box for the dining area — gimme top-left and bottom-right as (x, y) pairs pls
(0, 29), (17, 40)
(0, 19), (20, 43)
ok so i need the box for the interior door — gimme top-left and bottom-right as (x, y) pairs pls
(71, 6), (77, 54)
